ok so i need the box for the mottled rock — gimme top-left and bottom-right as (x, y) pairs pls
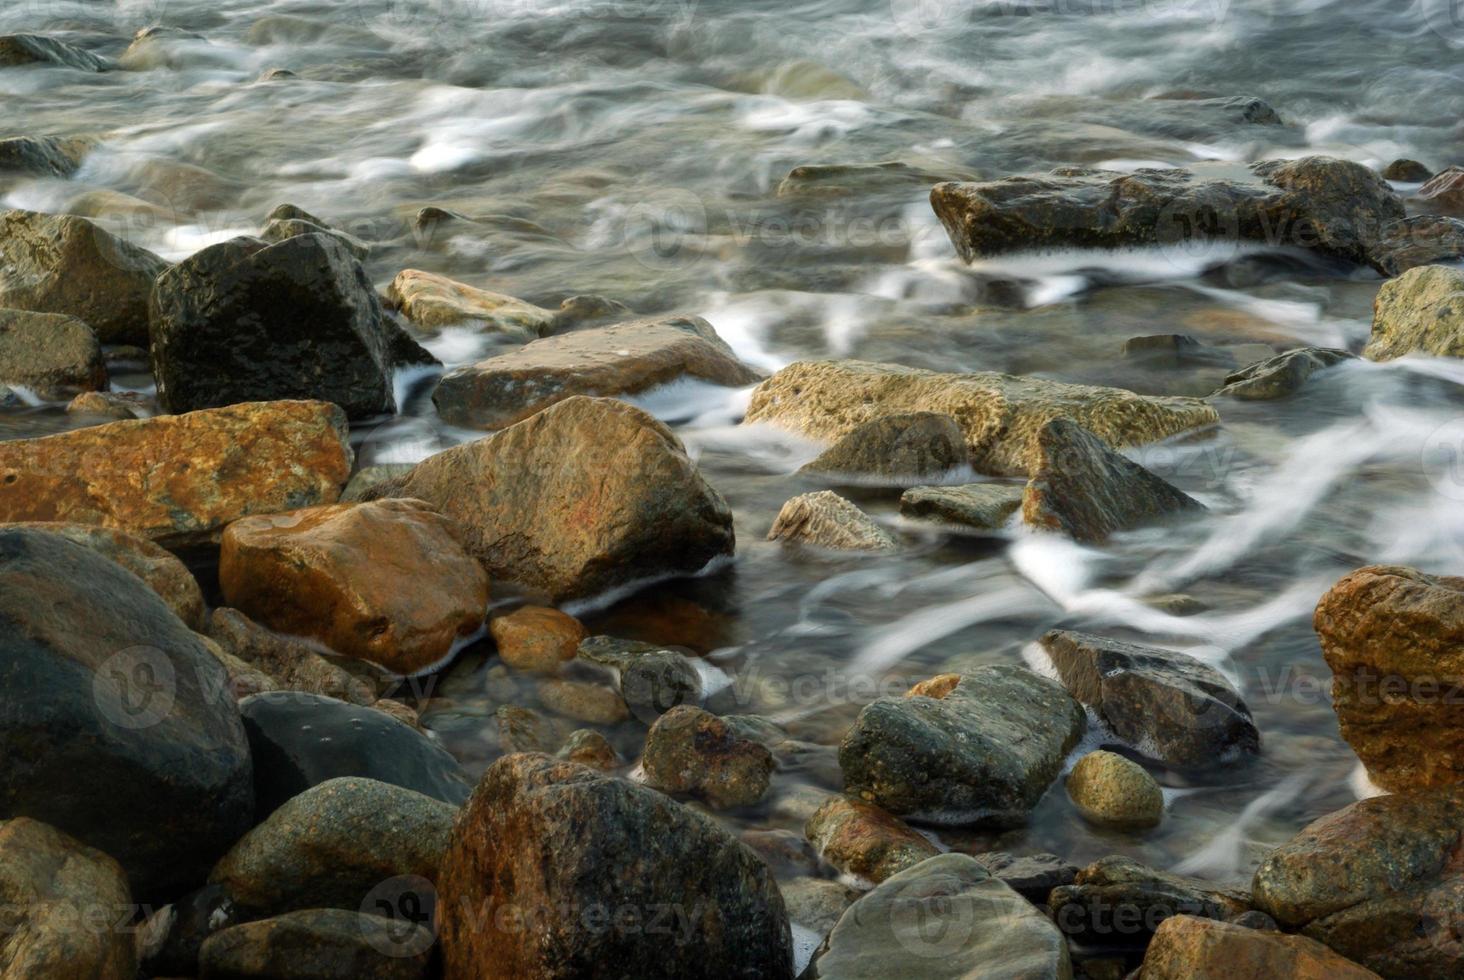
(198, 908), (433, 980)
(365, 397), (733, 601)
(208, 608), (384, 705)
(387, 268), (553, 338)
(496, 705), (569, 754)
(490, 605), (586, 675)
(1418, 166), (1464, 216)
(805, 796), (938, 883)
(437, 754), (794, 979)
(1382, 159), (1432, 183)
(799, 412), (967, 482)
(780, 878), (857, 936)
(0, 400), (351, 548)
(260, 217), (370, 259)
(557, 728), (620, 769)
(899, 483), (1024, 530)
(0, 209), (166, 344)
(1050, 856), (1250, 952)
(1066, 750), (1164, 829)
(537, 678), (630, 724)
(969, 852), (1079, 904)
(1368, 216), (1464, 276)
(745, 360), (1217, 477)
(1039, 630), (1259, 768)
(576, 636), (703, 722)
(642, 705), (774, 809)
(341, 464), (415, 503)
(768, 490), (896, 551)
(434, 314), (760, 430)
(840, 666), (1086, 827)
(1022, 419), (1204, 542)
(1366, 265), (1464, 362)
(1138, 915), (1380, 979)
(1215, 347), (1354, 400)
(0, 34), (108, 71)
(65, 389), (146, 420)
(0, 135), (93, 177)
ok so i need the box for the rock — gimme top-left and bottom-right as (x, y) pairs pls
(260, 217), (371, 259)
(1215, 347), (1354, 400)
(198, 908), (433, 980)
(780, 878), (857, 935)
(1138, 915), (1380, 979)
(204, 636), (281, 699)
(1039, 630), (1259, 769)
(363, 397), (733, 601)
(0, 818), (136, 979)
(1066, 750), (1164, 829)
(557, 728), (620, 769)
(768, 490), (896, 551)
(496, 705), (570, 754)
(208, 608), (382, 705)
(1050, 856), (1250, 952)
(437, 754), (794, 979)
(803, 853), (1073, 980)
(0, 528), (253, 896)
(489, 605), (586, 675)
(839, 666), (1086, 827)
(642, 705), (774, 809)
(1251, 784), (1464, 978)
(741, 829), (822, 876)
(210, 777), (456, 916)
(0, 210), (166, 345)
(0, 521), (205, 628)
(220, 499), (488, 676)
(1365, 265), (1464, 362)
(433, 314), (760, 430)
(1368, 215), (1464, 276)
(800, 412), (967, 482)
(0, 400), (351, 548)
(576, 635), (703, 722)
(745, 360), (1218, 478)
(1122, 334), (1237, 368)
(140, 884), (240, 978)
(805, 796), (939, 883)
(0, 34), (108, 71)
(0, 308), (105, 398)
(239, 692), (471, 817)
(1022, 419), (1204, 542)
(1314, 565), (1464, 791)
(65, 390), (146, 420)
(899, 483), (1024, 530)
(341, 464), (415, 503)
(1382, 159), (1432, 182)
(537, 678), (630, 724)
(930, 156), (1404, 272)
(776, 161), (971, 199)
(149, 234), (408, 418)
(1418, 166), (1464, 215)
(0, 135), (93, 177)
(386, 268), (553, 338)
(969, 852), (1079, 904)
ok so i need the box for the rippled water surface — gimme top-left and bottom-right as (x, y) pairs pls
(8, 0), (1464, 913)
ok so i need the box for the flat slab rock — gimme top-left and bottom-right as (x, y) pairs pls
(433, 314), (760, 430)
(1050, 856), (1251, 952)
(744, 360), (1217, 477)
(800, 411), (968, 482)
(1138, 914), (1381, 980)
(769, 490), (896, 552)
(900, 483), (1024, 530)
(1366, 264), (1464, 362)
(387, 268), (554, 338)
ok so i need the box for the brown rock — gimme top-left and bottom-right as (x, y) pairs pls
(1138, 915), (1381, 979)
(208, 608), (382, 705)
(768, 490), (896, 551)
(1315, 565), (1464, 791)
(65, 390), (147, 420)
(198, 908), (433, 980)
(0, 400), (352, 548)
(556, 728), (620, 770)
(642, 705), (774, 809)
(489, 605), (586, 675)
(805, 796), (938, 883)
(537, 678), (630, 724)
(1066, 750), (1164, 829)
(1418, 166), (1464, 216)
(1366, 265), (1464, 362)
(220, 499), (488, 675)
(0, 308), (106, 398)
(800, 411), (968, 482)
(496, 705), (570, 754)
(386, 268), (553, 338)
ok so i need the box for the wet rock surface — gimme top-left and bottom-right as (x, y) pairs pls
(1066, 750), (1164, 829)
(899, 482), (1025, 530)
(1050, 856), (1250, 953)
(208, 608), (385, 705)
(0, 34), (109, 71)
(800, 411), (968, 482)
(1366, 264), (1464, 362)
(642, 705), (774, 808)
(387, 268), (554, 338)
(490, 605), (587, 675)
(576, 635), (703, 722)
(769, 490), (896, 551)
(198, 908), (433, 980)
(0, 308), (106, 398)
(805, 796), (939, 883)
(1137, 915), (1381, 979)
(1215, 347), (1354, 399)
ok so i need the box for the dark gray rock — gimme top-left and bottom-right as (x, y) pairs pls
(1382, 159), (1432, 183)
(1049, 856), (1250, 953)
(970, 851), (1080, 905)
(801, 412), (968, 482)
(260, 217), (370, 259)
(577, 635), (703, 723)
(899, 483), (1024, 530)
(0, 308), (106, 398)
(0, 136), (94, 177)
(1121, 334), (1237, 368)
(199, 908), (433, 980)
(1215, 347), (1353, 400)
(0, 34), (109, 71)
(1367, 215), (1464, 277)
(141, 884), (241, 978)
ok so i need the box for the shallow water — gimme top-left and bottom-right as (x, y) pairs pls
(7, 0), (1464, 921)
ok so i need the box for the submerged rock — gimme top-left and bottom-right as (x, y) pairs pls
(0, 400), (352, 548)
(745, 360), (1217, 477)
(1215, 347), (1354, 400)
(1138, 914), (1381, 979)
(537, 677), (630, 724)
(1066, 750), (1164, 829)
(642, 705), (774, 808)
(0, 308), (106, 398)
(576, 635), (703, 722)
(434, 314), (759, 430)
(387, 268), (554, 338)
(800, 411), (967, 482)
(198, 908), (433, 980)
(805, 796), (939, 884)
(840, 667), (1086, 827)
(1365, 264), (1464, 361)
(0, 34), (109, 71)
(437, 754), (794, 979)
(0, 135), (94, 177)
(768, 490), (896, 551)
(1050, 856), (1250, 952)
(776, 160), (972, 198)
(899, 482), (1024, 530)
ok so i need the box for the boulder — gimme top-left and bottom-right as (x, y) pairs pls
(437, 754), (794, 979)
(0, 400), (352, 548)
(1367, 216), (1464, 276)
(576, 636), (704, 722)
(210, 777), (456, 916)
(1382, 160), (1432, 182)
(1066, 750), (1164, 829)
(0, 818), (136, 979)
(805, 796), (939, 884)
(899, 483), (1024, 530)
(1039, 630), (1259, 769)
(149, 234), (409, 417)
(1251, 784), (1464, 978)
(0, 34), (108, 71)
(768, 490), (896, 551)
(1022, 419), (1204, 542)
(433, 314), (759, 430)
(642, 705), (774, 809)
(0, 135), (93, 177)
(930, 156), (1404, 272)
(198, 908), (433, 980)
(803, 853), (1072, 980)
(839, 666), (1086, 827)
(1315, 565), (1464, 791)
(363, 397), (734, 601)
(1050, 856), (1250, 952)
(1418, 166), (1464, 216)
(1138, 915), (1381, 979)
(0, 209), (167, 345)
(490, 606), (586, 675)
(0, 309), (105, 398)
(208, 608), (383, 705)
(799, 412), (967, 481)
(1365, 265), (1464, 362)
(1215, 347), (1354, 400)
(220, 499), (488, 676)
(238, 692), (471, 818)
(0, 528), (254, 896)
(386, 268), (554, 338)
(744, 360), (1217, 477)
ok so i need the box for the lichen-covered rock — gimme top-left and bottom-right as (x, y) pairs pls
(0, 308), (105, 398)
(1066, 750), (1164, 829)
(437, 754), (794, 979)
(805, 796), (938, 884)
(434, 314), (760, 430)
(0, 400), (352, 548)
(365, 397), (733, 601)
(1022, 419), (1204, 542)
(642, 705), (774, 809)
(0, 210), (166, 345)
(899, 483), (1025, 530)
(1215, 347), (1354, 400)
(1418, 166), (1464, 216)
(208, 608), (383, 705)
(0, 34), (109, 71)
(1315, 565), (1464, 791)
(839, 666), (1086, 827)
(745, 360), (1217, 477)
(0, 135), (94, 177)
(768, 490), (896, 551)
(386, 268), (554, 338)
(490, 605), (586, 675)
(576, 636), (703, 722)
(1365, 265), (1464, 362)
(800, 412), (968, 482)
(1138, 915), (1381, 980)
(1039, 630), (1259, 768)
(198, 909), (433, 980)
(1050, 856), (1250, 952)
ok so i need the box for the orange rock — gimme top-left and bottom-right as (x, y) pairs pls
(0, 401), (351, 547)
(219, 499), (489, 675)
(489, 606), (586, 675)
(1139, 915), (1380, 979)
